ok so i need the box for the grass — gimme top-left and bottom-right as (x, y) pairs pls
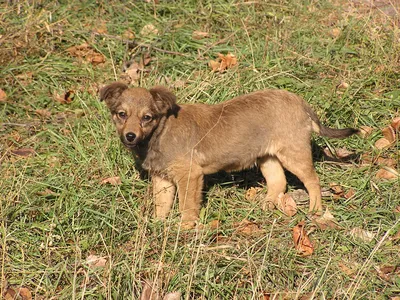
(1, 0), (399, 299)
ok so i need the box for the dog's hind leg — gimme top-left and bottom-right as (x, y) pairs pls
(152, 175), (176, 219)
(172, 162), (204, 229)
(258, 155), (287, 210)
(276, 147), (322, 212)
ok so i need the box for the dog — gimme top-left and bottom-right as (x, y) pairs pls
(100, 82), (358, 228)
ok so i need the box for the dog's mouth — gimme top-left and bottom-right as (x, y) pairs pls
(122, 141), (138, 148)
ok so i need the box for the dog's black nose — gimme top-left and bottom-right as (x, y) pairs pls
(125, 132), (136, 142)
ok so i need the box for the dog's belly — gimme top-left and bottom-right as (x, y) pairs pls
(200, 153), (260, 174)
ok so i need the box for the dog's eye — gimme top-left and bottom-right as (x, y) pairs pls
(118, 111), (127, 119)
(142, 115), (152, 122)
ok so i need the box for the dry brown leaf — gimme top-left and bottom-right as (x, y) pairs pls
(288, 189), (309, 205)
(122, 29), (135, 40)
(394, 206), (400, 214)
(235, 219), (261, 235)
(329, 182), (344, 198)
(140, 24), (158, 36)
(293, 221), (314, 256)
(53, 90), (75, 104)
(344, 188), (355, 199)
(375, 265), (400, 282)
(140, 281), (160, 300)
(125, 62), (142, 84)
(245, 187), (263, 201)
(313, 208), (339, 230)
(208, 53), (238, 72)
(382, 126), (396, 143)
(35, 109), (52, 118)
(208, 219), (220, 230)
(337, 81), (349, 90)
(67, 43), (105, 65)
(0, 88), (7, 102)
(100, 176), (122, 186)
(376, 157), (397, 168)
(374, 137), (392, 149)
(330, 28), (341, 38)
(349, 227), (375, 243)
(192, 30), (209, 40)
(359, 126), (374, 138)
(276, 193), (297, 217)
(86, 254), (107, 268)
(338, 262), (357, 277)
(17, 287), (32, 300)
(390, 117), (400, 132)
(94, 22), (108, 34)
(11, 148), (35, 157)
(375, 168), (398, 180)
(4, 288), (16, 300)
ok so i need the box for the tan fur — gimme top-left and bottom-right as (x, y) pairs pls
(100, 82), (358, 228)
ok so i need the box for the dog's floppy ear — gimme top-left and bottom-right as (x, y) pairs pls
(149, 86), (176, 114)
(99, 82), (128, 104)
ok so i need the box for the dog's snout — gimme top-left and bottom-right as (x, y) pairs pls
(125, 132), (136, 142)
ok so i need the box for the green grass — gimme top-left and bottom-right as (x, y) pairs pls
(1, 0), (399, 299)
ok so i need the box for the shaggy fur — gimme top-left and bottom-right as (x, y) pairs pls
(100, 82), (358, 228)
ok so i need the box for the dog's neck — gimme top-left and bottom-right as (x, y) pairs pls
(133, 114), (169, 172)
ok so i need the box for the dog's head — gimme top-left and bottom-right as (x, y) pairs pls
(100, 82), (176, 148)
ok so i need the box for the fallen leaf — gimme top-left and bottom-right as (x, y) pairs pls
(140, 281), (160, 300)
(17, 287), (32, 300)
(94, 22), (108, 34)
(376, 157), (397, 168)
(67, 43), (105, 65)
(329, 182), (344, 198)
(288, 189), (309, 206)
(390, 117), (400, 132)
(122, 29), (135, 40)
(125, 62), (142, 84)
(323, 147), (354, 159)
(293, 221), (314, 256)
(313, 207), (339, 230)
(330, 28), (341, 38)
(375, 168), (398, 180)
(11, 148), (35, 157)
(192, 30), (209, 40)
(35, 109), (52, 118)
(375, 265), (400, 282)
(53, 90), (75, 104)
(0, 88), (7, 102)
(344, 188), (355, 199)
(36, 188), (57, 197)
(208, 53), (238, 72)
(245, 187), (263, 201)
(338, 262), (358, 277)
(100, 176), (122, 185)
(276, 193), (297, 217)
(394, 206), (400, 214)
(382, 126), (396, 143)
(208, 219), (220, 230)
(86, 254), (107, 268)
(4, 288), (16, 300)
(374, 137), (392, 149)
(234, 219), (261, 235)
(337, 81), (349, 90)
(140, 24), (158, 36)
(359, 126), (374, 138)
(349, 227), (375, 243)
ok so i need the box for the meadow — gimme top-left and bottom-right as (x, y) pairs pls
(1, 0), (399, 299)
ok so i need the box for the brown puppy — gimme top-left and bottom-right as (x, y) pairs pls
(100, 82), (358, 228)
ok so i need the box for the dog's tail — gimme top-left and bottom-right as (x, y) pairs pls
(306, 105), (359, 139)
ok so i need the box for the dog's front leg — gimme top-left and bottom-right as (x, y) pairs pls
(174, 164), (204, 229)
(152, 175), (176, 219)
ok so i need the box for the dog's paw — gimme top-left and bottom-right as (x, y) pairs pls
(261, 200), (276, 211)
(179, 220), (203, 231)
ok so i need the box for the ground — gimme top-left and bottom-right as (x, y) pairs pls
(0, 0), (399, 299)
